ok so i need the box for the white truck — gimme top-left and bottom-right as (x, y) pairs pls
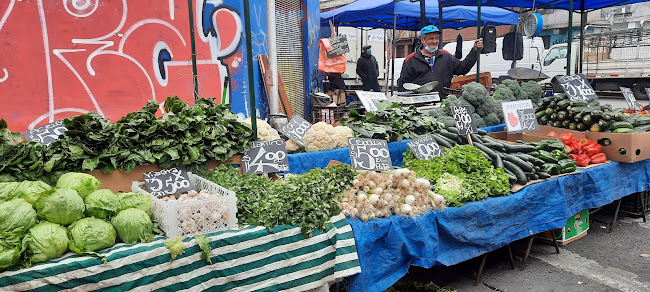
(335, 26), (388, 89)
(534, 28), (650, 99)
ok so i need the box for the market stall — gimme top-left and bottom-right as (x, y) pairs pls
(0, 215), (359, 291)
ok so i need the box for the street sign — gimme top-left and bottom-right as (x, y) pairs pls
(143, 167), (192, 198)
(348, 137), (392, 171)
(556, 73), (597, 101)
(407, 134), (444, 160)
(242, 139), (289, 174)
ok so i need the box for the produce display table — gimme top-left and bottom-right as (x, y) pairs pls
(346, 159), (650, 292)
(0, 215), (360, 292)
(287, 124), (506, 174)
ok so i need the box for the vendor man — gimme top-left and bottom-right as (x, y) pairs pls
(397, 25), (483, 95)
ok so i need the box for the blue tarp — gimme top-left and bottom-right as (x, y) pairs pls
(320, 0), (519, 30)
(287, 124), (506, 174)
(438, 0), (650, 11)
(346, 159), (650, 292)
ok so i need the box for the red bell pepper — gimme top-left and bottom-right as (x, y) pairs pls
(575, 153), (591, 167)
(547, 131), (559, 137)
(583, 143), (602, 157)
(568, 153), (579, 160)
(590, 153), (607, 164)
(570, 141), (582, 154)
(578, 138), (594, 148)
(560, 133), (575, 145)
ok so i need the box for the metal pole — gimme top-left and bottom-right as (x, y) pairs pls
(567, 0), (574, 76)
(476, 0), (481, 83)
(420, 0), (426, 28)
(438, 4), (444, 44)
(391, 13), (397, 95)
(243, 0), (258, 140)
(187, 0), (199, 101)
(267, 0), (279, 115)
(579, 1), (586, 73)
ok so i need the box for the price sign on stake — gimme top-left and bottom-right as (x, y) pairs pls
(501, 99), (535, 133)
(407, 135), (444, 160)
(22, 120), (68, 145)
(620, 87), (640, 111)
(242, 139), (289, 174)
(451, 106), (477, 135)
(280, 116), (311, 147)
(143, 167), (192, 198)
(348, 138), (392, 171)
(556, 73), (598, 101)
(517, 109), (539, 132)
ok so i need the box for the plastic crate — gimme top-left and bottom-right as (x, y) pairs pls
(621, 191), (649, 218)
(132, 173), (238, 237)
(311, 105), (349, 124)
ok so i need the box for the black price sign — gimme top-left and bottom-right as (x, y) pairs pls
(22, 120), (68, 145)
(143, 167), (192, 198)
(407, 135), (444, 160)
(280, 116), (311, 147)
(645, 87), (650, 99)
(620, 87), (640, 111)
(326, 34), (350, 58)
(556, 73), (597, 101)
(348, 138), (392, 171)
(451, 106), (477, 135)
(517, 109), (539, 132)
(242, 139), (289, 174)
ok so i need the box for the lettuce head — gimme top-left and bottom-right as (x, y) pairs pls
(0, 198), (37, 245)
(111, 208), (154, 244)
(15, 180), (52, 205)
(85, 189), (119, 219)
(23, 222), (69, 265)
(35, 188), (85, 225)
(56, 173), (101, 199)
(116, 192), (152, 217)
(0, 241), (21, 271)
(68, 217), (116, 255)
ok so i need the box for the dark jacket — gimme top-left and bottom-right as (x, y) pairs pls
(356, 53), (379, 82)
(397, 49), (477, 94)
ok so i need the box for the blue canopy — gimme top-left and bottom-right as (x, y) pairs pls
(438, 0), (650, 11)
(320, 0), (519, 30)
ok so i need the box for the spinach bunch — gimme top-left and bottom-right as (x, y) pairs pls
(204, 164), (356, 238)
(340, 102), (445, 141)
(0, 120), (47, 182)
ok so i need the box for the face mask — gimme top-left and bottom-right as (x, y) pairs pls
(424, 45), (437, 53)
(366, 49), (372, 55)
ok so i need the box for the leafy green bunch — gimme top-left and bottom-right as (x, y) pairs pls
(340, 102), (445, 141)
(403, 145), (510, 207)
(204, 164), (356, 238)
(0, 120), (47, 182)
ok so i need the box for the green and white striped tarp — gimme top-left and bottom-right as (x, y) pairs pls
(0, 214), (360, 291)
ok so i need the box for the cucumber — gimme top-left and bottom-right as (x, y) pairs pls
(440, 131), (461, 143)
(446, 127), (460, 135)
(512, 153), (545, 166)
(503, 160), (528, 185)
(469, 133), (484, 144)
(432, 134), (455, 148)
(474, 143), (497, 160)
(503, 154), (534, 172)
(477, 129), (488, 135)
(537, 172), (552, 179)
(502, 143), (537, 153)
(483, 142), (506, 152)
(613, 127), (633, 133)
(610, 121), (634, 130)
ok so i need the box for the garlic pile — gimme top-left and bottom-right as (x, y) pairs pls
(160, 189), (220, 202)
(160, 190), (232, 235)
(339, 168), (445, 222)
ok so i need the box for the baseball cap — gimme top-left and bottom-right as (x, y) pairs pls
(362, 45), (371, 51)
(420, 25), (440, 35)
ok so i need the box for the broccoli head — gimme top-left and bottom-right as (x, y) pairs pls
(492, 84), (516, 101)
(438, 115), (458, 128)
(492, 99), (505, 122)
(427, 107), (446, 118)
(502, 79), (523, 99)
(461, 82), (489, 107)
(475, 101), (497, 117)
(441, 94), (475, 116)
(521, 81), (544, 105)
(472, 113), (486, 128)
(482, 112), (501, 126)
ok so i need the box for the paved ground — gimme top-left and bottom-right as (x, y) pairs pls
(395, 205), (650, 292)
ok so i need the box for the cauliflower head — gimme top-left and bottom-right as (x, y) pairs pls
(285, 139), (303, 152)
(333, 126), (354, 148)
(302, 122), (338, 152)
(242, 118), (279, 141)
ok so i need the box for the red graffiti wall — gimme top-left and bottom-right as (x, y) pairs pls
(0, 0), (245, 133)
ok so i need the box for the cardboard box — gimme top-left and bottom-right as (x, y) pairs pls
(550, 209), (589, 245)
(487, 131), (560, 144)
(537, 125), (587, 140)
(90, 156), (241, 193)
(586, 131), (650, 163)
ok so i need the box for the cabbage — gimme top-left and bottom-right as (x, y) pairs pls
(0, 241), (21, 271)
(15, 180), (52, 205)
(111, 208), (154, 244)
(68, 217), (116, 255)
(0, 182), (19, 202)
(116, 192), (152, 217)
(23, 222), (69, 264)
(35, 188), (85, 225)
(0, 199), (37, 245)
(163, 237), (185, 262)
(56, 173), (101, 199)
(85, 189), (119, 219)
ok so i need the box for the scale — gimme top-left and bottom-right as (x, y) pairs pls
(389, 91), (441, 114)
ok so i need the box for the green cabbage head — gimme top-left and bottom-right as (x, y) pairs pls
(35, 188), (85, 225)
(116, 192), (152, 217)
(0, 198), (37, 245)
(56, 173), (101, 199)
(0, 241), (21, 271)
(22, 222), (69, 265)
(68, 217), (116, 254)
(111, 208), (154, 244)
(85, 189), (119, 219)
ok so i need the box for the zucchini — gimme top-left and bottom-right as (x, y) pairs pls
(576, 123), (587, 131)
(550, 113), (559, 121)
(557, 111), (569, 120)
(536, 110), (547, 119)
(588, 99), (600, 107)
(632, 124), (650, 132)
(545, 108), (555, 116)
(511, 153), (545, 166)
(597, 138), (612, 146)
(537, 172), (552, 179)
(598, 119), (610, 130)
(582, 114), (593, 126)
(503, 154), (534, 172)
(590, 110), (603, 120)
(552, 120), (561, 128)
(568, 106), (588, 116)
(610, 121), (634, 130)
(633, 115), (650, 126)
(569, 100), (588, 107)
(503, 160), (528, 185)
(589, 123), (601, 132)
(561, 119), (571, 128)
(538, 115), (549, 125)
(613, 127), (633, 133)
(573, 112), (583, 123)
(569, 122), (578, 130)
(556, 99), (571, 110)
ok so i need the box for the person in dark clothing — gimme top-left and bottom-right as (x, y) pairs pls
(326, 72), (347, 104)
(356, 45), (381, 92)
(397, 25), (483, 95)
